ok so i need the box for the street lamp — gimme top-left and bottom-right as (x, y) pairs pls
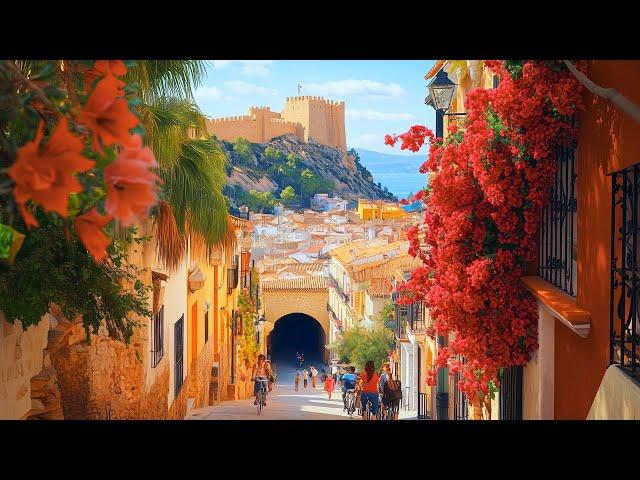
(428, 69), (456, 112)
(255, 315), (266, 348)
(425, 68), (466, 139)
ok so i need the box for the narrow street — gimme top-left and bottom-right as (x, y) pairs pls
(186, 363), (418, 420)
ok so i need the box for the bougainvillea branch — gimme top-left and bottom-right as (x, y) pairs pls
(386, 60), (586, 400)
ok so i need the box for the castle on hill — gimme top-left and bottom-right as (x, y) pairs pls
(205, 96), (347, 152)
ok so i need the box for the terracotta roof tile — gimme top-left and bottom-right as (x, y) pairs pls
(261, 276), (327, 291)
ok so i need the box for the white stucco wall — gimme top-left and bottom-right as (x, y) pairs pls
(522, 303), (555, 419)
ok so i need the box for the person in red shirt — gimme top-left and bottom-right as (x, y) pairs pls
(360, 360), (380, 420)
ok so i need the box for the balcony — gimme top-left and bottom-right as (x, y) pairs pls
(327, 303), (343, 331)
(227, 256), (239, 295)
(407, 301), (425, 333)
(327, 273), (350, 303)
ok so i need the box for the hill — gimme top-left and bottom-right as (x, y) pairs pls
(220, 135), (397, 209)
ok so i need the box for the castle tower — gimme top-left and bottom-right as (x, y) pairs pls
(204, 96), (347, 151)
(281, 96), (347, 152)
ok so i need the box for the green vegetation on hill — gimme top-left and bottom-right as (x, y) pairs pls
(220, 136), (395, 212)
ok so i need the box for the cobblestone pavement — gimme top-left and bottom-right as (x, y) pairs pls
(186, 363), (418, 420)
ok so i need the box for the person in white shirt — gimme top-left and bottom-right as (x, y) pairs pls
(302, 369), (309, 388)
(311, 366), (319, 388)
(330, 364), (338, 382)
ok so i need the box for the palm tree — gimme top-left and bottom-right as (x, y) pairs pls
(128, 61), (233, 269)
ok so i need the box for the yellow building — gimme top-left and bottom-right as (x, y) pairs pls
(357, 200), (406, 221)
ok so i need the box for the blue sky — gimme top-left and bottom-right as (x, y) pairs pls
(194, 60), (436, 155)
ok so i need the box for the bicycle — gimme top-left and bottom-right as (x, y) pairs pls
(344, 389), (357, 418)
(362, 395), (373, 420)
(255, 377), (269, 415)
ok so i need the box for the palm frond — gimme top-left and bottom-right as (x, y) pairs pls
(127, 60), (209, 103)
(155, 200), (185, 271)
(141, 97), (207, 170)
(161, 137), (229, 251)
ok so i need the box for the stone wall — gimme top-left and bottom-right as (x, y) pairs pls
(0, 313), (58, 420)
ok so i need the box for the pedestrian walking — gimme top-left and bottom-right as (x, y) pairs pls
(331, 363), (338, 382)
(320, 369), (327, 382)
(303, 369), (309, 388)
(324, 374), (335, 400)
(311, 366), (318, 388)
(295, 372), (301, 392)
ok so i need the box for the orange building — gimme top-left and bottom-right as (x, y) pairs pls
(522, 60), (640, 419)
(429, 60), (640, 420)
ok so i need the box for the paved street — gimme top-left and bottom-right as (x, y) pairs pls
(186, 363), (418, 420)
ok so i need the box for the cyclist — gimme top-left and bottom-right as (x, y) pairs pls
(380, 363), (402, 420)
(341, 366), (357, 412)
(360, 360), (380, 420)
(251, 354), (272, 407)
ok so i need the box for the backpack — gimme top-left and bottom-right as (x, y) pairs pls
(384, 379), (403, 402)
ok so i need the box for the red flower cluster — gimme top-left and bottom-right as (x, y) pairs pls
(10, 60), (160, 261)
(386, 61), (585, 398)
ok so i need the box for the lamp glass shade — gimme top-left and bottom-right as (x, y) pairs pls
(429, 84), (455, 111)
(427, 69), (456, 111)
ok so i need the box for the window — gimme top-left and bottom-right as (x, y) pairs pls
(151, 305), (164, 368)
(499, 366), (523, 420)
(452, 356), (468, 420)
(204, 310), (209, 343)
(174, 315), (184, 398)
(610, 163), (640, 381)
(538, 135), (578, 296)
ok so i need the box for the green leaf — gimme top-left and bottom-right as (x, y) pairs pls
(31, 63), (55, 80)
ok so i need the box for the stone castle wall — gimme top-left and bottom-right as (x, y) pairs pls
(205, 97), (346, 152)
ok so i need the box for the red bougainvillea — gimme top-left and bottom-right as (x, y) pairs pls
(386, 61), (586, 399)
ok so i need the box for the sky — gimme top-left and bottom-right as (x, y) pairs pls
(194, 60), (436, 155)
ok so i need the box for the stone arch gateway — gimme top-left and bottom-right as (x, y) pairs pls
(261, 277), (329, 364)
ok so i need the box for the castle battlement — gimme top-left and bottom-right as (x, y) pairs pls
(206, 95), (346, 151)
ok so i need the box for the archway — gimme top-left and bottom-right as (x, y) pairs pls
(267, 313), (326, 367)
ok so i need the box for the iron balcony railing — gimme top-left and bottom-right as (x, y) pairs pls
(538, 137), (578, 296)
(392, 292), (407, 340)
(453, 356), (469, 420)
(327, 303), (344, 331)
(328, 272), (350, 303)
(407, 301), (425, 333)
(499, 366), (523, 420)
(610, 164), (640, 381)
(151, 305), (164, 368)
(227, 255), (239, 295)
(417, 392), (430, 420)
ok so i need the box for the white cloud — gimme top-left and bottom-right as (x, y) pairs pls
(212, 60), (274, 77)
(346, 108), (414, 121)
(194, 85), (237, 103)
(305, 79), (404, 98)
(224, 80), (278, 96)
(194, 85), (224, 100)
(212, 60), (233, 69)
(239, 60), (273, 77)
